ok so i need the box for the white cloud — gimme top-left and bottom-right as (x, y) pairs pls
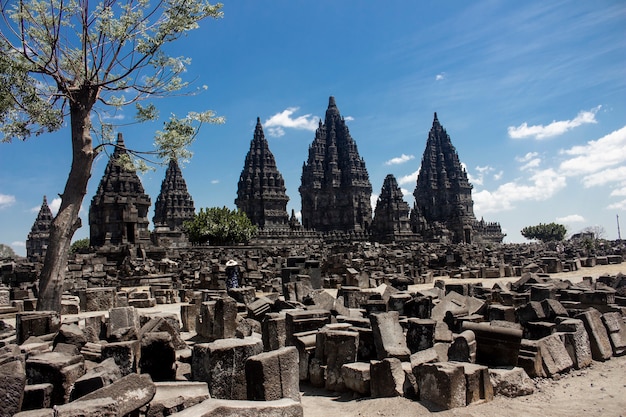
(49, 197), (62, 216)
(508, 106), (601, 140)
(11, 241), (25, 247)
(264, 107), (319, 137)
(267, 127), (285, 137)
(515, 152), (539, 163)
(398, 169), (419, 186)
(556, 214), (585, 224)
(607, 199), (626, 211)
(493, 171), (503, 181)
(435, 73), (445, 81)
(473, 168), (567, 214)
(558, 125), (626, 178)
(385, 154), (415, 166)
(400, 188), (411, 197)
(520, 158), (541, 171)
(371, 194), (378, 211)
(344, 116), (355, 122)
(211, 180), (220, 184)
(466, 164), (494, 186)
(610, 186), (626, 197)
(0, 194), (16, 209)
(580, 166), (626, 188)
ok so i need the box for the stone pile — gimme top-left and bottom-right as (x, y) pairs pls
(0, 245), (625, 415)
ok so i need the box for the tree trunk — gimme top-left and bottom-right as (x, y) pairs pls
(37, 90), (96, 312)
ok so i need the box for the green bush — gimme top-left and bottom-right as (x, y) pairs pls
(184, 207), (257, 245)
(521, 222), (567, 242)
(69, 238), (90, 254)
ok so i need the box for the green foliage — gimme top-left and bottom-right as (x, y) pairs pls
(521, 222), (567, 242)
(184, 207), (258, 246)
(69, 238), (90, 254)
(0, 243), (17, 259)
(0, 0), (224, 146)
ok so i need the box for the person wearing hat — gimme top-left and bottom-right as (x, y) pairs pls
(225, 260), (240, 289)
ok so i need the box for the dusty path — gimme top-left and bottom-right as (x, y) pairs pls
(302, 263), (626, 417)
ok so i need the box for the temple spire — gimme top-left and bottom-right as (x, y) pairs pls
(235, 118), (290, 229)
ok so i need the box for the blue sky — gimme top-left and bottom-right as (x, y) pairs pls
(1, 1), (625, 256)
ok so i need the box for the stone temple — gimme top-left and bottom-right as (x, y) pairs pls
(235, 118), (290, 230)
(299, 96), (372, 233)
(88, 133), (152, 248)
(152, 158), (196, 247)
(26, 195), (53, 262)
(412, 113), (504, 244)
(370, 174), (414, 243)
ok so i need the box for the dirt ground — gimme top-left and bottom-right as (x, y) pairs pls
(301, 263), (626, 417)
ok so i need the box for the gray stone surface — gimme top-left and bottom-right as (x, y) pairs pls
(488, 367), (534, 398)
(370, 358), (404, 398)
(245, 346), (300, 402)
(370, 311), (410, 360)
(576, 308), (613, 361)
(75, 373), (156, 416)
(165, 398), (303, 417)
(417, 362), (466, 410)
(192, 337), (263, 400)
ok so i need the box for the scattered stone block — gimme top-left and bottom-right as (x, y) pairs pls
(370, 311), (410, 360)
(461, 322), (522, 367)
(452, 361), (493, 405)
(161, 398), (303, 417)
(16, 311), (61, 345)
(556, 318), (593, 369)
(317, 329), (359, 392)
(55, 397), (118, 417)
(192, 337), (263, 400)
(447, 330), (476, 363)
(537, 333), (573, 377)
(245, 346), (300, 402)
(417, 362), (466, 410)
(575, 308), (613, 361)
(75, 373), (156, 416)
(293, 332), (316, 381)
(517, 339), (545, 378)
(370, 357), (404, 398)
(101, 340), (140, 376)
(147, 381), (210, 417)
(601, 311), (626, 356)
(140, 332), (176, 381)
(107, 306), (140, 341)
(72, 357), (121, 400)
(25, 351), (85, 405)
(406, 318), (436, 353)
(285, 309), (331, 346)
(0, 355), (26, 416)
(262, 313), (286, 352)
(79, 287), (116, 312)
(53, 323), (87, 350)
(22, 383), (54, 411)
(341, 362), (370, 395)
(489, 367), (534, 398)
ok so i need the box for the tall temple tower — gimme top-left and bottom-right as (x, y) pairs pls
(299, 96), (372, 232)
(89, 133), (152, 248)
(235, 118), (290, 229)
(152, 158), (196, 247)
(371, 175), (414, 243)
(26, 195), (53, 261)
(412, 113), (503, 244)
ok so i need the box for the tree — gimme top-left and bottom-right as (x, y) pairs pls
(521, 222), (567, 242)
(184, 207), (258, 246)
(0, 243), (17, 259)
(69, 238), (90, 254)
(0, 0), (224, 311)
